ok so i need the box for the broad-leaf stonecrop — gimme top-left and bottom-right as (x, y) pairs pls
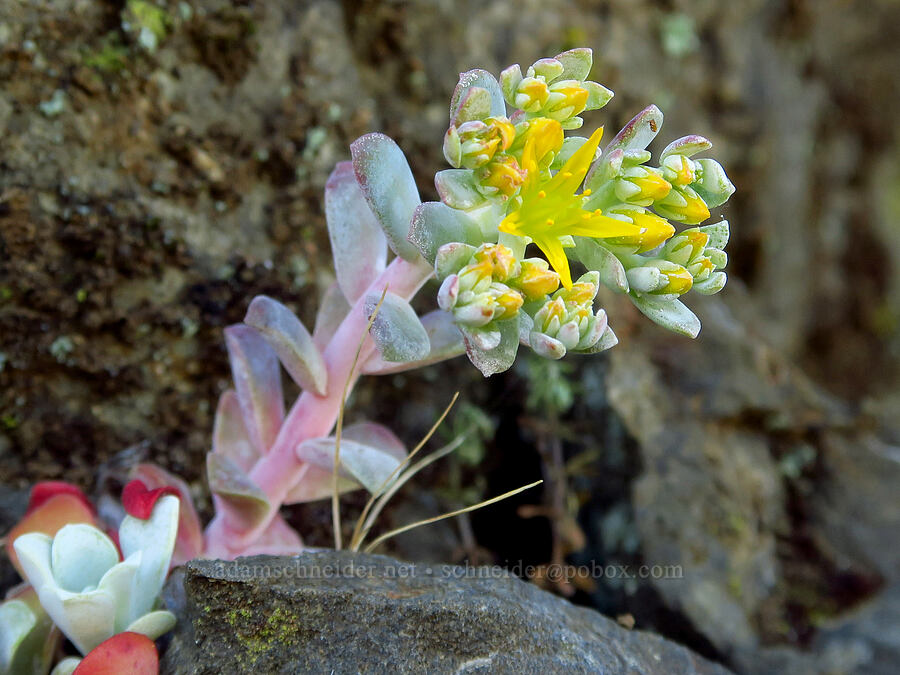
(200, 47), (734, 559)
(3, 48), (734, 672)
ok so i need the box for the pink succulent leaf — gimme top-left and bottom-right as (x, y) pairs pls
(449, 69), (506, 123)
(212, 389), (258, 473)
(244, 295), (327, 396)
(234, 514), (303, 556)
(362, 309), (465, 375)
(341, 422), (407, 462)
(605, 104), (664, 154)
(363, 292), (430, 363)
(295, 436), (404, 494)
(408, 201), (482, 265)
(224, 324), (285, 456)
(350, 133), (421, 262)
(206, 453), (270, 531)
(283, 463), (359, 504)
(129, 463), (204, 567)
(325, 161), (388, 303)
(312, 282), (351, 351)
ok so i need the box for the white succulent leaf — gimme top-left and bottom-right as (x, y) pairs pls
(118, 494), (179, 624)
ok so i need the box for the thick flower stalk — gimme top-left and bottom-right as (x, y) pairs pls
(196, 46), (735, 559)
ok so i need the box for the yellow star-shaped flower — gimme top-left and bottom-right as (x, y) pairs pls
(499, 122), (641, 288)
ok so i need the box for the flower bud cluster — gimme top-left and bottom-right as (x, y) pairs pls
(529, 272), (608, 359)
(500, 54), (613, 130)
(437, 243), (525, 331)
(443, 116), (516, 170)
(622, 225), (728, 298)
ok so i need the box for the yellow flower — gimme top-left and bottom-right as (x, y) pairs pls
(499, 124), (641, 288)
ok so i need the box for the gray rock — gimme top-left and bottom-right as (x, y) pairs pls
(161, 550), (732, 675)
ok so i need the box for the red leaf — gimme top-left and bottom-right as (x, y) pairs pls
(26, 481), (94, 516)
(73, 632), (159, 675)
(121, 480), (179, 520)
(5, 493), (96, 577)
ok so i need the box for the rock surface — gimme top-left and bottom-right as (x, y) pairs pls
(161, 551), (731, 675)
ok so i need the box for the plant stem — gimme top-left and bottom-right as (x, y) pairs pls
(203, 256), (432, 555)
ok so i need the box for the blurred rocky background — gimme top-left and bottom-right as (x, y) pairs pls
(1, 1), (899, 673)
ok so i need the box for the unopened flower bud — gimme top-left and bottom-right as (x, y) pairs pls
(614, 167), (672, 206)
(653, 186), (710, 225)
(544, 80), (590, 122)
(510, 258), (560, 300)
(477, 155), (526, 198)
(606, 208), (676, 252)
(473, 243), (519, 282)
(444, 117), (516, 169)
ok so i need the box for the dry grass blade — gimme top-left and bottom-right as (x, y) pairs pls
(332, 287), (388, 550)
(350, 434), (465, 551)
(348, 392), (459, 550)
(362, 479), (543, 553)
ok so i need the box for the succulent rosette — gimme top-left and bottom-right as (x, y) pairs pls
(12, 486), (179, 656)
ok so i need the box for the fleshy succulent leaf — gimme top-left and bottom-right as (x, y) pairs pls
(312, 282), (352, 350)
(244, 295), (328, 396)
(118, 495), (179, 624)
(451, 86), (492, 125)
(26, 482), (94, 517)
(462, 316), (519, 377)
(224, 324), (285, 455)
(554, 47), (593, 81)
(693, 271), (727, 295)
(295, 438), (404, 494)
(0, 587), (59, 675)
(573, 237), (629, 293)
(450, 69), (506, 122)
(72, 632), (158, 675)
(362, 309), (466, 375)
(408, 201), (483, 265)
(629, 294), (701, 338)
(324, 161), (388, 303)
(660, 134), (712, 160)
(5, 493), (95, 577)
(434, 242), (477, 282)
(212, 389), (258, 473)
(434, 169), (483, 210)
(206, 453), (270, 531)
(124, 610), (176, 641)
(692, 158), (735, 208)
(351, 133), (421, 261)
(121, 480), (178, 520)
(699, 219), (730, 250)
(606, 105), (664, 153)
(128, 463), (204, 567)
(363, 292), (430, 363)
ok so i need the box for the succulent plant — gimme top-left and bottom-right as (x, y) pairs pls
(12, 489), (178, 655)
